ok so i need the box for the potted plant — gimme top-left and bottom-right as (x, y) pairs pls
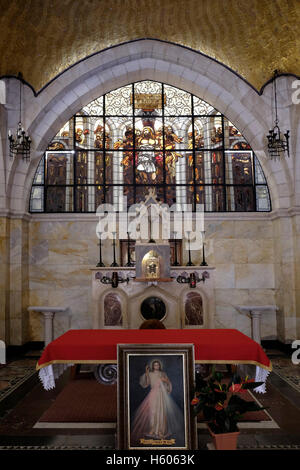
(191, 368), (265, 450)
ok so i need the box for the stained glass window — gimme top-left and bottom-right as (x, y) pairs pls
(29, 81), (271, 213)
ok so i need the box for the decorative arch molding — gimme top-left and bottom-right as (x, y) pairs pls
(4, 39), (293, 213)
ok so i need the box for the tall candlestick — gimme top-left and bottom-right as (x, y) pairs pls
(96, 233), (105, 267)
(111, 232), (119, 267)
(200, 231), (208, 266)
(125, 232), (134, 267)
(186, 231), (194, 266)
(172, 231), (180, 266)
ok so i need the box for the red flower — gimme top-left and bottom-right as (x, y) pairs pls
(229, 383), (243, 393)
(191, 397), (199, 405)
(242, 377), (255, 384)
(215, 402), (225, 411)
(229, 383), (247, 393)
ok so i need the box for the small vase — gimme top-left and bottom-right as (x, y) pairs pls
(207, 425), (240, 450)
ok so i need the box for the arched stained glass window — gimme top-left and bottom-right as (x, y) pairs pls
(29, 81), (271, 213)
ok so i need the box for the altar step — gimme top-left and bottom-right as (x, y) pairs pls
(35, 376), (278, 429)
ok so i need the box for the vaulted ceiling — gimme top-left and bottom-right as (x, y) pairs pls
(0, 0), (299, 92)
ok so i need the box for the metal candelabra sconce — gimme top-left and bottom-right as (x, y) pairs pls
(100, 272), (129, 288)
(176, 271), (209, 288)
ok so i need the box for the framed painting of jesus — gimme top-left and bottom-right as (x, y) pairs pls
(117, 343), (197, 450)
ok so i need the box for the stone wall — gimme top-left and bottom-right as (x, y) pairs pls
(27, 215), (279, 343)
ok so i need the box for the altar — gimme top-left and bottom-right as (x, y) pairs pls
(36, 328), (272, 393)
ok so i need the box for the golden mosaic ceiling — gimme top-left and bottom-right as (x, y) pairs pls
(0, 0), (299, 92)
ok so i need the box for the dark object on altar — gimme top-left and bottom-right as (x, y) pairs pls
(140, 296), (166, 321)
(139, 319), (166, 329)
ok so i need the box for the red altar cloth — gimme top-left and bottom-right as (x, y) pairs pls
(36, 329), (272, 371)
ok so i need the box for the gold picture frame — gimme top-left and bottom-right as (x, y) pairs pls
(117, 343), (197, 450)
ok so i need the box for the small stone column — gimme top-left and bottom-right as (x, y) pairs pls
(249, 311), (262, 344)
(27, 307), (68, 347)
(235, 305), (278, 345)
(43, 311), (55, 346)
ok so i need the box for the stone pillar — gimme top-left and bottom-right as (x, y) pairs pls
(44, 311), (55, 346)
(273, 215), (297, 343)
(0, 216), (10, 343)
(27, 307), (68, 346)
(9, 217), (29, 345)
(249, 311), (261, 344)
(235, 305), (278, 345)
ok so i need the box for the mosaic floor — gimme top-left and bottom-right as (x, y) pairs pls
(0, 349), (299, 451)
(272, 357), (300, 393)
(0, 359), (37, 403)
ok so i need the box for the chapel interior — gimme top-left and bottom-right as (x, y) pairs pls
(0, 0), (300, 452)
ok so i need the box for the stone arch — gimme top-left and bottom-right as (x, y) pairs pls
(4, 40), (290, 213)
(94, 286), (128, 329)
(128, 284), (179, 328)
(184, 291), (204, 327)
(180, 285), (211, 328)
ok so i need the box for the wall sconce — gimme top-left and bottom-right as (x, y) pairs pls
(99, 272), (129, 288)
(176, 271), (209, 288)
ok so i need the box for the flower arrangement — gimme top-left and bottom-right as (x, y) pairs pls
(191, 368), (266, 434)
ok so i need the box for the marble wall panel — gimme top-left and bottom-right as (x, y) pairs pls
(24, 216), (295, 343)
(29, 240), (49, 265)
(235, 264), (275, 289)
(206, 221), (235, 239)
(214, 264), (235, 288)
(215, 288), (249, 307)
(234, 220), (273, 239)
(47, 240), (89, 265)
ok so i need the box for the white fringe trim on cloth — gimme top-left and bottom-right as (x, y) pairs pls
(236, 364), (270, 393)
(38, 363), (74, 390)
(254, 366), (271, 394)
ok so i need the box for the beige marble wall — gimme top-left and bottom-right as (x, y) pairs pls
(295, 215), (300, 339)
(0, 216), (10, 343)
(272, 216), (298, 342)
(28, 219), (102, 341)
(0, 216), (30, 345)
(27, 217), (279, 342)
(9, 218), (30, 345)
(204, 220), (276, 340)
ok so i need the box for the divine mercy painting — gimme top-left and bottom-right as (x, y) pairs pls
(127, 353), (188, 449)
